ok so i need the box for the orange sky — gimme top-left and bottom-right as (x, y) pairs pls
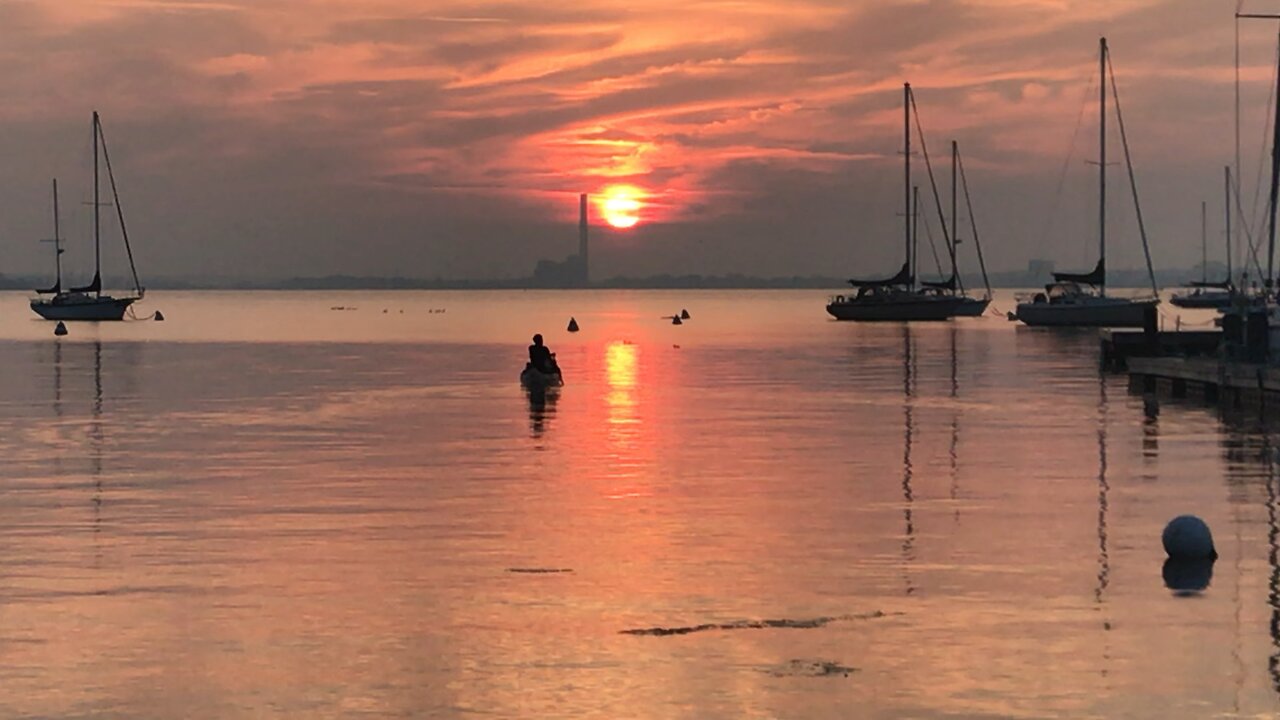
(0, 0), (1277, 280)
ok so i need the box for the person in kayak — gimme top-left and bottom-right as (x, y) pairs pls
(528, 334), (558, 373)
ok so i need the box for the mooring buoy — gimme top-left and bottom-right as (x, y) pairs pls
(1162, 515), (1217, 560)
(680, 309), (690, 319)
(672, 315), (683, 326)
(567, 317), (580, 332)
(54, 321), (67, 337)
(154, 310), (165, 322)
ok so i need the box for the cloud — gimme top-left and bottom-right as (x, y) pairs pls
(0, 0), (1264, 280)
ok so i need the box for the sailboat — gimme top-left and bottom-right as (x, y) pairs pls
(1171, 169), (1234, 310)
(1014, 38), (1159, 328)
(827, 83), (963, 321)
(938, 141), (992, 317)
(31, 111), (144, 321)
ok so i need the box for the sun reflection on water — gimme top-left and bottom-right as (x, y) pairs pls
(605, 340), (639, 426)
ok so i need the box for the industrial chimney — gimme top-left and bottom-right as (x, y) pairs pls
(578, 193), (589, 286)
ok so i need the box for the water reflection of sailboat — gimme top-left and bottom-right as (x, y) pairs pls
(1095, 372), (1110, 607)
(1095, 370), (1114, 683)
(948, 326), (960, 520)
(901, 325), (916, 596)
(1266, 439), (1280, 694)
(90, 341), (104, 537)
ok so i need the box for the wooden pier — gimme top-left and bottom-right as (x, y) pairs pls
(1127, 356), (1280, 410)
(1100, 329), (1222, 369)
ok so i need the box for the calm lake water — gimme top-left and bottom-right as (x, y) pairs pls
(0, 289), (1274, 718)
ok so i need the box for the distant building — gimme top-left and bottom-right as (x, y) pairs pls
(530, 193), (590, 288)
(1027, 259), (1055, 281)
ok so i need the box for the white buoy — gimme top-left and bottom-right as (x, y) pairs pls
(567, 317), (580, 332)
(154, 310), (165, 322)
(54, 321), (67, 337)
(1162, 515), (1217, 560)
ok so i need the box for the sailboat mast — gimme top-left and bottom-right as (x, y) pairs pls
(92, 111), (101, 298)
(912, 185), (920, 288)
(1268, 30), (1280, 290)
(956, 147), (992, 297)
(952, 140), (962, 292)
(1226, 166), (1234, 284)
(952, 139), (962, 292)
(1099, 38), (1107, 298)
(1202, 201), (1208, 284)
(904, 82), (912, 290)
(52, 179), (61, 289)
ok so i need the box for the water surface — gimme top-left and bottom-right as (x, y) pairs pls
(0, 289), (1272, 718)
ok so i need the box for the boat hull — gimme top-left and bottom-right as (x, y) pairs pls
(520, 365), (564, 389)
(30, 296), (136, 321)
(951, 297), (991, 317)
(826, 296), (962, 322)
(1170, 293), (1233, 310)
(1014, 298), (1157, 328)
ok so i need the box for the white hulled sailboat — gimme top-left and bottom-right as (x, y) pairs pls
(1014, 38), (1159, 328)
(32, 112), (144, 321)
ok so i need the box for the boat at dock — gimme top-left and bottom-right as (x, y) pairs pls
(1172, 172), (1236, 310)
(1014, 38), (1159, 328)
(31, 112), (144, 322)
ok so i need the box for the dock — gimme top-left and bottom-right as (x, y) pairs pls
(1100, 329), (1222, 369)
(1127, 356), (1280, 410)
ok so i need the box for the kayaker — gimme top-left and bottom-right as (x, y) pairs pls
(528, 334), (556, 373)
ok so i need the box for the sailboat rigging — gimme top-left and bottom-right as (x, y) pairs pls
(31, 111), (145, 321)
(943, 141), (993, 316)
(1014, 38), (1160, 328)
(826, 83), (964, 321)
(1172, 183), (1234, 309)
(37, 179), (65, 296)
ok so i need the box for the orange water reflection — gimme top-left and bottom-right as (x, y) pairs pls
(5, 293), (1280, 718)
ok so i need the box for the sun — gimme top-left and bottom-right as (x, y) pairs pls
(600, 185), (643, 229)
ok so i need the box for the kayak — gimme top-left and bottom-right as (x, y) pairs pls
(520, 364), (564, 389)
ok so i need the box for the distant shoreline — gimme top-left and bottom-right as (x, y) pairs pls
(0, 269), (1225, 291)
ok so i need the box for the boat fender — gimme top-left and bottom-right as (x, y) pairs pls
(54, 321), (68, 337)
(567, 317), (580, 332)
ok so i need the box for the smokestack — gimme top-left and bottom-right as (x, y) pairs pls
(578, 193), (589, 285)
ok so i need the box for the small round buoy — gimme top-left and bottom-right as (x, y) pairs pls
(680, 309), (690, 319)
(54, 321), (68, 337)
(154, 310), (165, 322)
(672, 316), (683, 325)
(567, 317), (580, 332)
(1162, 515), (1217, 560)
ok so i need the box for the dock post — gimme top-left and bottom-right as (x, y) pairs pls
(1143, 305), (1158, 353)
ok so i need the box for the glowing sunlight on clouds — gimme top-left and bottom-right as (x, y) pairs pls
(0, 0), (1271, 278)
